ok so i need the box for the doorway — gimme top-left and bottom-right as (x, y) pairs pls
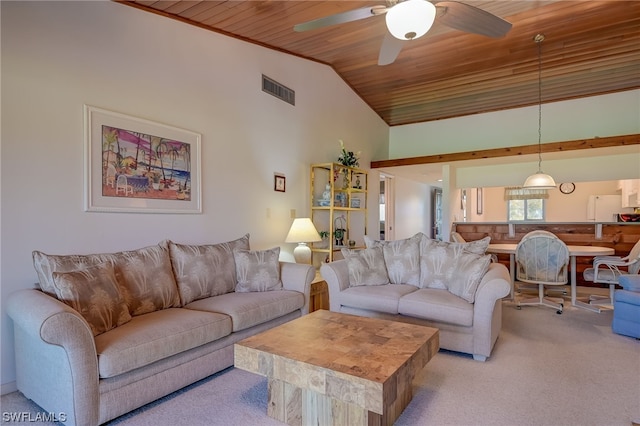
(432, 187), (442, 240)
(380, 175), (394, 241)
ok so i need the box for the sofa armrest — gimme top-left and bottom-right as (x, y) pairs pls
(618, 274), (640, 292)
(280, 262), (315, 314)
(471, 263), (511, 359)
(7, 289), (100, 426)
(320, 260), (350, 311)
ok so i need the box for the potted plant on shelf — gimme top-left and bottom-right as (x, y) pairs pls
(318, 231), (330, 248)
(337, 140), (360, 189)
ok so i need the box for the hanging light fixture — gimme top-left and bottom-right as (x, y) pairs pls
(523, 34), (557, 189)
(385, 0), (436, 41)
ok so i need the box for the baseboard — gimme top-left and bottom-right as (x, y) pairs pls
(1, 381), (17, 395)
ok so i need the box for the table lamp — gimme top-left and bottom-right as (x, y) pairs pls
(285, 218), (321, 264)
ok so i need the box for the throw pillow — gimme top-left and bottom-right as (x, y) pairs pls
(52, 262), (131, 336)
(112, 241), (181, 315)
(364, 234), (421, 286)
(419, 233), (491, 256)
(419, 238), (492, 302)
(341, 246), (390, 287)
(169, 234), (250, 304)
(234, 247), (282, 292)
(33, 241), (181, 316)
(33, 250), (116, 297)
(446, 253), (492, 303)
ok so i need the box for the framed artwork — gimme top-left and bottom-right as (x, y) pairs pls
(84, 105), (202, 213)
(477, 188), (483, 215)
(274, 174), (286, 192)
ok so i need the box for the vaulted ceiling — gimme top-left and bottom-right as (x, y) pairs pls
(120, 1), (640, 127)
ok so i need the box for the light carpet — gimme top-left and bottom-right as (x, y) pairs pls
(2, 301), (639, 426)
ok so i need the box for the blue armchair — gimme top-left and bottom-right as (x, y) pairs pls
(613, 275), (640, 339)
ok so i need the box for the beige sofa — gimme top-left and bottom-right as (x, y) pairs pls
(320, 233), (511, 361)
(6, 235), (314, 426)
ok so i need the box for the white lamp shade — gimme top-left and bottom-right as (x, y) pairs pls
(523, 172), (557, 189)
(285, 218), (321, 244)
(385, 0), (436, 41)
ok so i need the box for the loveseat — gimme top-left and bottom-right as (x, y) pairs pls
(6, 234), (314, 426)
(320, 233), (511, 361)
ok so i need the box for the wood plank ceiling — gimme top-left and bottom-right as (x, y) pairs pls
(119, 1), (640, 127)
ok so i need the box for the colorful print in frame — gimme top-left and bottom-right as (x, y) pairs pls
(84, 105), (202, 213)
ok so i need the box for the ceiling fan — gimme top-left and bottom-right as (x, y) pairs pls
(293, 0), (512, 65)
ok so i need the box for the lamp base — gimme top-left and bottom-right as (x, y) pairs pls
(293, 243), (312, 264)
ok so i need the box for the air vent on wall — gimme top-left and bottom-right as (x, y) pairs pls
(262, 75), (295, 106)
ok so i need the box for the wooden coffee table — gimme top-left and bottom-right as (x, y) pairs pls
(234, 310), (439, 426)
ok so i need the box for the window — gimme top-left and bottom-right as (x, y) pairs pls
(508, 198), (545, 221)
(504, 187), (548, 221)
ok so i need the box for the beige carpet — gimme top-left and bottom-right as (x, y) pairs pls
(2, 301), (639, 425)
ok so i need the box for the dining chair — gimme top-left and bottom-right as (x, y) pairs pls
(582, 239), (640, 309)
(515, 230), (570, 314)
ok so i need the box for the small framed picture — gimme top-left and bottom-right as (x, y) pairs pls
(274, 175), (286, 192)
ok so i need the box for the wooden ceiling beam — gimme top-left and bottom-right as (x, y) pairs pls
(370, 134), (640, 168)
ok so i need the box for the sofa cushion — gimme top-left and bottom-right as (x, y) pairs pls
(185, 290), (303, 332)
(419, 233), (491, 256)
(365, 234), (421, 286)
(337, 284), (418, 314)
(95, 308), (232, 378)
(33, 241), (181, 316)
(233, 247), (282, 292)
(419, 238), (492, 301)
(112, 242), (181, 315)
(33, 250), (115, 297)
(446, 253), (492, 303)
(52, 263), (131, 336)
(341, 246), (389, 287)
(169, 234), (250, 304)
(398, 288), (474, 326)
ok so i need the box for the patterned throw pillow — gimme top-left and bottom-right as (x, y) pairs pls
(34, 241), (181, 316)
(169, 234), (250, 304)
(341, 246), (390, 287)
(234, 247), (282, 292)
(363, 234), (420, 286)
(52, 263), (131, 336)
(419, 238), (491, 302)
(33, 250), (115, 297)
(112, 241), (181, 315)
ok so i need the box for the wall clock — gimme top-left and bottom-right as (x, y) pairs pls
(559, 182), (575, 194)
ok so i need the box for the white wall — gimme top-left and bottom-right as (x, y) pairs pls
(390, 176), (431, 239)
(0, 1), (388, 389)
(390, 90), (640, 157)
(388, 91), (640, 236)
(464, 180), (625, 223)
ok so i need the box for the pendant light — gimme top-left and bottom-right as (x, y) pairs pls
(523, 34), (557, 189)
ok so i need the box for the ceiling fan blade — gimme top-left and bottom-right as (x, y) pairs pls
(435, 1), (512, 38)
(294, 5), (384, 32)
(378, 32), (407, 66)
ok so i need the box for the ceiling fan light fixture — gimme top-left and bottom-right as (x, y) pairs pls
(385, 0), (436, 41)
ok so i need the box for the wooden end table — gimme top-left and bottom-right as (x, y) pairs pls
(235, 310), (439, 426)
(309, 273), (329, 312)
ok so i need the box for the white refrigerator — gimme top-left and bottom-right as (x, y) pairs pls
(586, 195), (621, 222)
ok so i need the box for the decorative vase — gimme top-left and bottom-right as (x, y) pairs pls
(342, 169), (350, 189)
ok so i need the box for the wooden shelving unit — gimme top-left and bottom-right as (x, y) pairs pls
(310, 163), (368, 267)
